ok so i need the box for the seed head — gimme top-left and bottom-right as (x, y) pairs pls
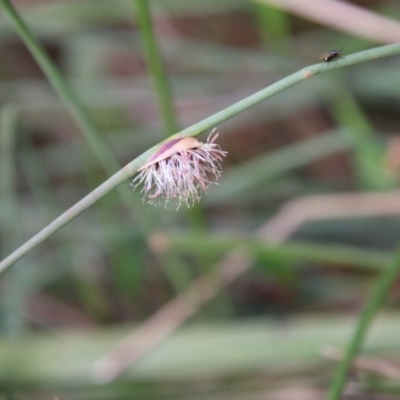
(131, 131), (227, 209)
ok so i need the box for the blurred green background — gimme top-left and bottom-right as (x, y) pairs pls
(1, 0), (400, 399)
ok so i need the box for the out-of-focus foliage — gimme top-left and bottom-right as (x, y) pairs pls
(1, 1), (400, 399)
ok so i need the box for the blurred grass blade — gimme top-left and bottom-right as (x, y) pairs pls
(328, 241), (400, 399)
(208, 130), (352, 204)
(0, 0), (119, 174)
(1, 314), (400, 386)
(328, 88), (395, 189)
(133, 0), (179, 136)
(163, 233), (390, 270)
(252, 1), (291, 54)
(133, 0), (210, 295)
(0, 105), (18, 243)
(0, 105), (26, 335)
(251, 0), (400, 44)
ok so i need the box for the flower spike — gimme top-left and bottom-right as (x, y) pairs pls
(131, 130), (227, 209)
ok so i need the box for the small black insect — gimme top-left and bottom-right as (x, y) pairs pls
(323, 47), (344, 62)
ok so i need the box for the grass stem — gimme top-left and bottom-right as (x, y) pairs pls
(327, 244), (400, 399)
(1, 41), (400, 273)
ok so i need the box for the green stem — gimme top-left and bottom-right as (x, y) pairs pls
(0, 167), (129, 273)
(328, 88), (392, 190)
(328, 245), (400, 399)
(0, 0), (119, 174)
(0, 105), (25, 335)
(133, 0), (179, 136)
(163, 233), (390, 270)
(0, 105), (18, 243)
(1, 43), (400, 273)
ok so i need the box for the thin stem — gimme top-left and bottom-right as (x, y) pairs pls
(0, 43), (400, 273)
(133, 0), (179, 136)
(0, 105), (18, 242)
(0, 167), (129, 274)
(21, 144), (111, 319)
(163, 233), (390, 270)
(0, 105), (26, 335)
(174, 43), (400, 140)
(0, 0), (119, 175)
(327, 244), (400, 399)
